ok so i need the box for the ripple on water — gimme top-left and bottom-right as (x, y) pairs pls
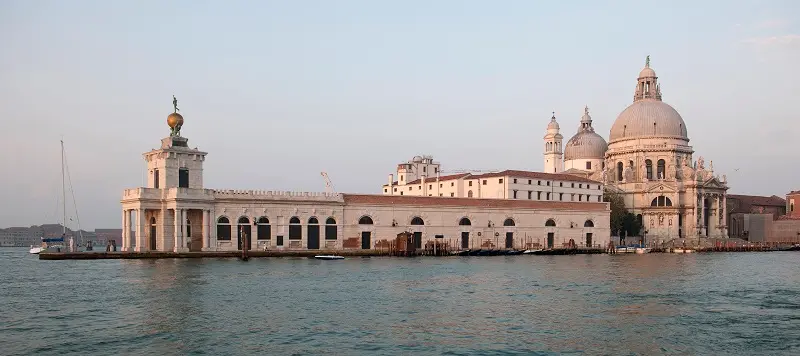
(1, 250), (800, 355)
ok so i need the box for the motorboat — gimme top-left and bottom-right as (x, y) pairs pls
(29, 245), (43, 254)
(314, 255), (344, 260)
(522, 249), (543, 254)
(672, 248), (685, 253)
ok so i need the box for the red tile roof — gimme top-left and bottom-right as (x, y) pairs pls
(468, 170), (600, 184)
(343, 194), (608, 211)
(405, 173), (470, 185)
(727, 194), (786, 208)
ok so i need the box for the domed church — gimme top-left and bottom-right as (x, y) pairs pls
(545, 57), (729, 243)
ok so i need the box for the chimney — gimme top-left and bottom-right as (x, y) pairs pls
(388, 174), (394, 195)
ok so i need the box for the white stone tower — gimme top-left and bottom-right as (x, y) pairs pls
(543, 113), (563, 173)
(144, 98), (207, 190)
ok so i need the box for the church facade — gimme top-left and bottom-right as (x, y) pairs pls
(120, 104), (610, 253)
(547, 57), (729, 243)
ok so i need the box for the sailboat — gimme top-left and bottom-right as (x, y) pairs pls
(30, 140), (82, 254)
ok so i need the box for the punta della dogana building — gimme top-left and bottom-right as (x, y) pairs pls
(119, 101), (610, 252)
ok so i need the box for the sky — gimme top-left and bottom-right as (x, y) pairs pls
(1, 0), (798, 229)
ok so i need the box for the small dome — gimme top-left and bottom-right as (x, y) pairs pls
(565, 131), (608, 160)
(547, 114), (560, 130)
(609, 99), (688, 143)
(639, 67), (656, 78)
(167, 112), (184, 129)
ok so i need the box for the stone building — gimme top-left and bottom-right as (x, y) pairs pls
(726, 194), (786, 239)
(548, 57), (729, 243)
(120, 105), (611, 252)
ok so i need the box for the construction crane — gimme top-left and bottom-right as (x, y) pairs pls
(320, 172), (336, 194)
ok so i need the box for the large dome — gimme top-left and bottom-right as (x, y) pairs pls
(565, 131), (608, 160)
(609, 99), (688, 142)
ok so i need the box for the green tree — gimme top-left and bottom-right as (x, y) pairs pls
(603, 188), (627, 236)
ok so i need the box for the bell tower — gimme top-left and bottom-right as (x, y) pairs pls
(543, 112), (563, 173)
(143, 96), (207, 190)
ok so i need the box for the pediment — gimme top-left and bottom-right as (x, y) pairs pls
(646, 182), (678, 194)
(701, 177), (726, 190)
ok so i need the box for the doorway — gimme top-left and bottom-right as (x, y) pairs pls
(412, 232), (422, 249)
(547, 232), (554, 249)
(505, 232), (513, 249)
(361, 231), (371, 249)
(307, 224), (320, 249)
(149, 217), (157, 251)
(461, 232), (469, 249)
(585, 233), (593, 247)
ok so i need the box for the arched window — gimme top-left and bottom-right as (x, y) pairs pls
(467, 190), (473, 198)
(257, 217), (270, 240)
(617, 162), (624, 181)
(216, 216), (231, 241)
(308, 217), (319, 224)
(657, 159), (666, 179)
(650, 196), (673, 207)
(545, 219), (556, 227)
(150, 217), (156, 225)
(358, 216), (373, 225)
(410, 217), (424, 225)
(289, 216), (301, 240)
(645, 159), (653, 180)
(584, 220), (594, 228)
(459, 217), (471, 226)
(238, 216), (249, 225)
(503, 218), (515, 227)
(325, 217), (337, 240)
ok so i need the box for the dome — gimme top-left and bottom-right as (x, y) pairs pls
(167, 112), (184, 128)
(565, 131), (608, 160)
(546, 114), (560, 130)
(639, 67), (656, 78)
(609, 99), (688, 142)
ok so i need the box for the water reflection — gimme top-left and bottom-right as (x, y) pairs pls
(2, 250), (800, 355)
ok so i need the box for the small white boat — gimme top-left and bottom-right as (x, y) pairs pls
(314, 255), (344, 260)
(673, 248), (685, 253)
(635, 247), (652, 254)
(522, 249), (543, 254)
(684, 249), (695, 253)
(29, 245), (43, 254)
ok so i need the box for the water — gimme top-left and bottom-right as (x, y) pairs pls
(2, 249), (799, 355)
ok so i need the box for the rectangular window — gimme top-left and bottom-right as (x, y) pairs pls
(537, 191), (542, 200)
(559, 193), (563, 201)
(546, 181), (550, 186)
(439, 184), (443, 188)
(393, 188), (397, 192)
(428, 184), (432, 190)
(178, 168), (189, 188)
(513, 179), (517, 184)
(423, 167), (426, 172)
(384, 189), (387, 193)
(528, 191), (532, 199)
(546, 192), (551, 200)
(528, 180), (532, 184)
(579, 184), (583, 188)
(153, 169), (160, 189)
(499, 179), (504, 183)
(277, 235), (284, 246)
(586, 161), (592, 170)
(538, 180), (541, 185)
(469, 181), (473, 186)
(451, 182), (454, 187)
(325, 225), (337, 240)
(598, 196), (601, 202)
(571, 183), (575, 188)
(257, 224), (271, 240)
(579, 195), (583, 201)
(450, 193), (454, 197)
(560, 182), (563, 187)
(482, 180), (487, 185)
(513, 190), (518, 199)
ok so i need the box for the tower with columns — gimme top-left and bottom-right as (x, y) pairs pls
(543, 113), (563, 173)
(120, 98), (213, 252)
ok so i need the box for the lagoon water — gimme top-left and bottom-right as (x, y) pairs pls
(1, 248), (799, 355)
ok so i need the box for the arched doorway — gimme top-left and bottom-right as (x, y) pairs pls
(358, 216), (373, 249)
(459, 217), (471, 249)
(410, 216), (424, 249)
(545, 219), (556, 248)
(237, 216), (251, 250)
(149, 217), (157, 250)
(216, 216), (231, 245)
(584, 219), (594, 247)
(503, 218), (515, 249)
(307, 217), (320, 249)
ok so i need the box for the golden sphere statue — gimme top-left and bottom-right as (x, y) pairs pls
(167, 112), (184, 128)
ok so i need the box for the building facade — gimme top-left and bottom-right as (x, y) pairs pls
(548, 57), (729, 243)
(120, 107), (611, 252)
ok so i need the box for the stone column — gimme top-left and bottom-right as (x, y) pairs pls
(134, 209), (143, 252)
(722, 194), (728, 238)
(121, 209), (128, 251)
(173, 209), (180, 252)
(181, 209), (189, 251)
(202, 210), (210, 251)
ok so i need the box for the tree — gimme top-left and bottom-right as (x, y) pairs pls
(603, 188), (627, 237)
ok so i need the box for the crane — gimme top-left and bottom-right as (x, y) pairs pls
(320, 172), (336, 194)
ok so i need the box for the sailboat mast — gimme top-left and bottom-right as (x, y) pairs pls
(61, 139), (66, 235)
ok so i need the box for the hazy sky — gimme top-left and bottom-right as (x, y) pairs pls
(1, 0), (798, 229)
